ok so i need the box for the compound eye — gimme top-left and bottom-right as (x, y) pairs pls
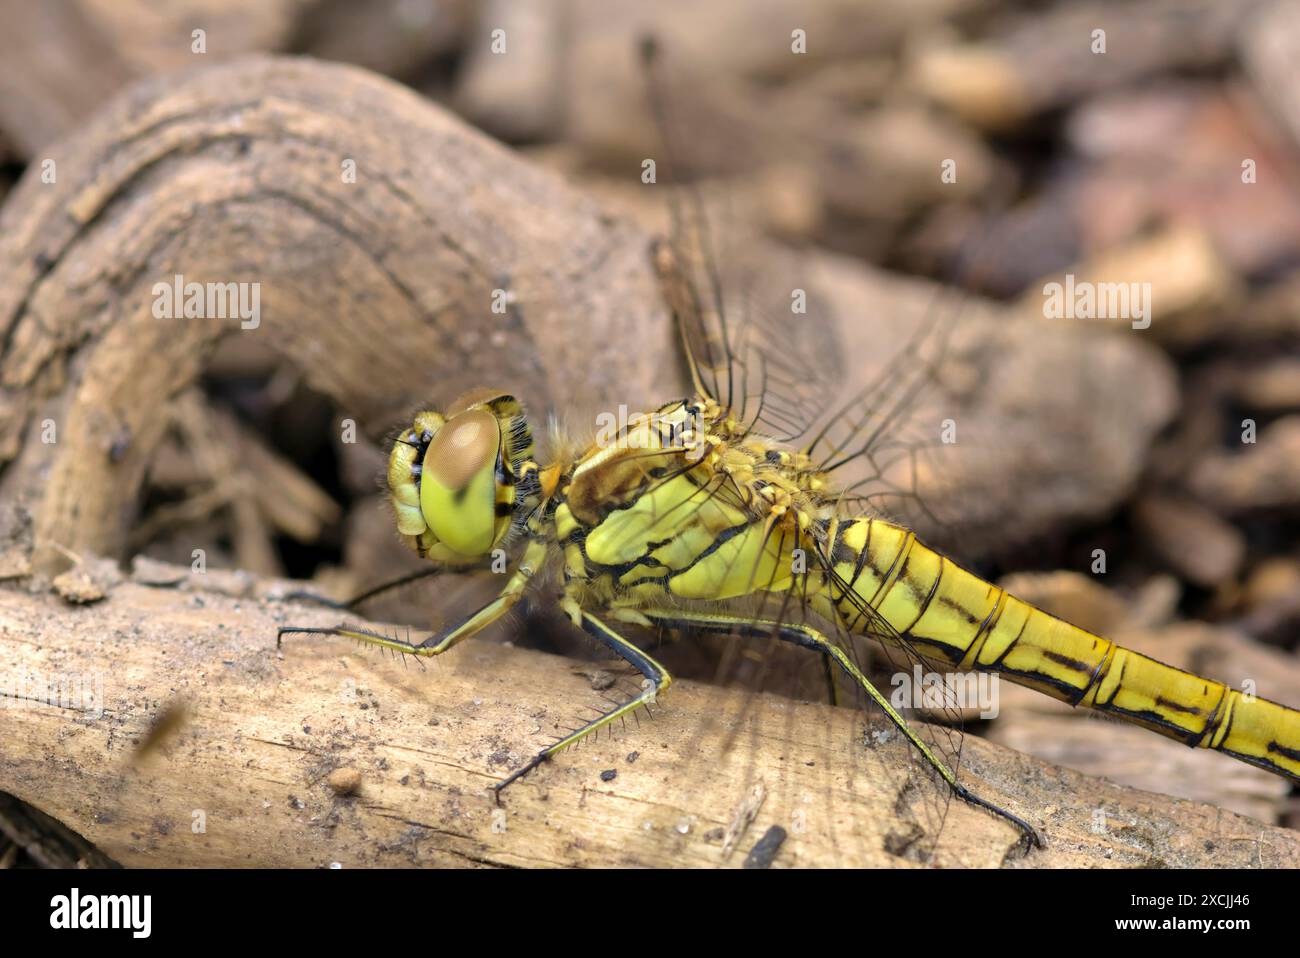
(426, 409), (498, 486)
(419, 408), (501, 555)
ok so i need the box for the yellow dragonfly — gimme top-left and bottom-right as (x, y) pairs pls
(278, 54), (1300, 858)
(278, 228), (1300, 853)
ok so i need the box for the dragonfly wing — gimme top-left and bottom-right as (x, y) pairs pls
(653, 189), (1001, 553)
(653, 193), (847, 444)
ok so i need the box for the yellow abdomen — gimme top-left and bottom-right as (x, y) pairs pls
(819, 517), (1300, 782)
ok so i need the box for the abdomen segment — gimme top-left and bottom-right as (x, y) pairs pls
(820, 517), (1300, 782)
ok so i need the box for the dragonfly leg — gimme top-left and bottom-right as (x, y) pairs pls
(640, 608), (1044, 851)
(278, 540), (547, 656)
(822, 654), (841, 708)
(494, 606), (673, 795)
(282, 566), (452, 611)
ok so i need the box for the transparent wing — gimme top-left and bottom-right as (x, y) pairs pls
(653, 188), (847, 445)
(653, 183), (1005, 543)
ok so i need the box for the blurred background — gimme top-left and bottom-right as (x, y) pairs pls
(2, 0), (1299, 859)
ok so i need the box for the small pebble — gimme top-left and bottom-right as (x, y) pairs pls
(744, 825), (788, 869)
(327, 768), (362, 796)
(52, 569), (105, 604)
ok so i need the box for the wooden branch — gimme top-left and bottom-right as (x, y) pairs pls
(3, 564), (1298, 868)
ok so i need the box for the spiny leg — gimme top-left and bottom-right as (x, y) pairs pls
(278, 540), (547, 656)
(282, 554), (495, 611)
(641, 608), (1043, 850)
(494, 607), (673, 795)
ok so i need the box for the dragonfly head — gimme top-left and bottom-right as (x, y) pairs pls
(386, 389), (537, 559)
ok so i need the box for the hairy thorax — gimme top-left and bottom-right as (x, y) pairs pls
(552, 397), (834, 610)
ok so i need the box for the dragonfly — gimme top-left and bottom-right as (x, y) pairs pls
(277, 220), (1300, 852)
(278, 53), (1300, 859)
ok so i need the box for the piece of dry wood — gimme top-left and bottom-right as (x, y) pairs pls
(2, 564), (1299, 868)
(0, 791), (118, 869)
(0, 55), (673, 573)
(134, 389), (343, 575)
